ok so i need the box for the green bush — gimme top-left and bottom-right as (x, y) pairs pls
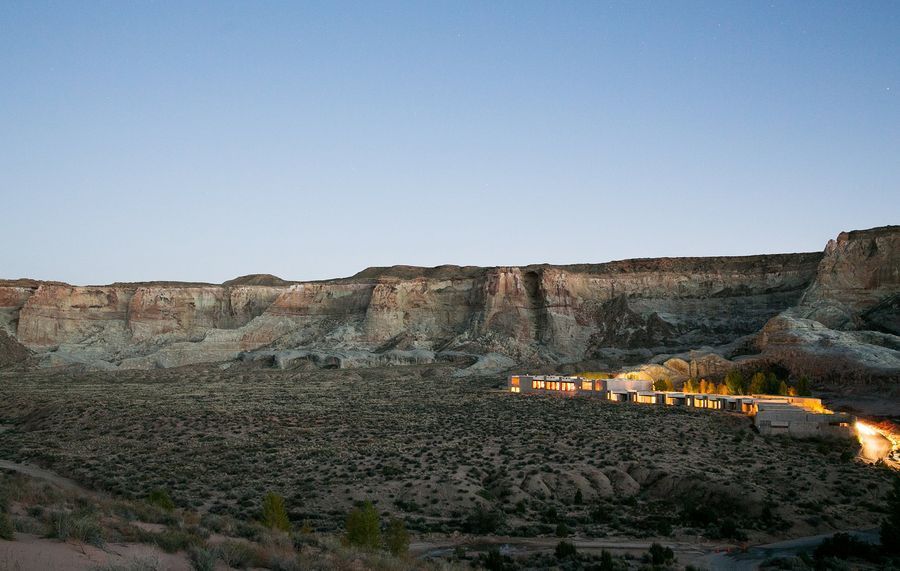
(479, 548), (516, 571)
(384, 517), (409, 556)
(554, 540), (577, 559)
(464, 505), (504, 534)
(146, 489), (175, 512)
(262, 492), (290, 532)
(345, 501), (381, 550)
(646, 542), (675, 566)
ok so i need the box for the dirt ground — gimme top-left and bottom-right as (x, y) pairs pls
(0, 363), (896, 558)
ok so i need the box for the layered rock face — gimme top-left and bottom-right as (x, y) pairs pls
(751, 226), (900, 381)
(0, 226), (896, 379)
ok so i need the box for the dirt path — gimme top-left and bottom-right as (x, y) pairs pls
(0, 460), (92, 496)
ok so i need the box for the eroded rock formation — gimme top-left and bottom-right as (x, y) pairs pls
(0, 226), (896, 381)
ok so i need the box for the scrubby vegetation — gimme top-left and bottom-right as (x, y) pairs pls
(0, 363), (895, 568)
(0, 470), (454, 570)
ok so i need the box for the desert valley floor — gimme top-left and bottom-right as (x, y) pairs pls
(0, 363), (896, 570)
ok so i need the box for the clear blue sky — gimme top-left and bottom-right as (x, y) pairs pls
(1, 1), (897, 285)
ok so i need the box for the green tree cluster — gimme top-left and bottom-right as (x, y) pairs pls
(262, 492), (291, 532)
(346, 501), (381, 550)
(652, 378), (674, 391)
(345, 501), (411, 557)
(725, 370), (745, 395)
(384, 517), (410, 556)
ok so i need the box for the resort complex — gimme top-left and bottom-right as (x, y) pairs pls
(508, 374), (856, 439)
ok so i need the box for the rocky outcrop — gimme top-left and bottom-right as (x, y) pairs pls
(792, 226), (900, 332)
(751, 226), (900, 381)
(0, 227), (896, 379)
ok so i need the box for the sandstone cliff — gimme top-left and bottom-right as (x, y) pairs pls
(0, 227), (897, 381)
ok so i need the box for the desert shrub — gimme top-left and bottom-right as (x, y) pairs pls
(478, 548), (516, 571)
(555, 521), (570, 537)
(554, 540), (577, 559)
(151, 528), (204, 553)
(384, 517), (409, 556)
(0, 491), (12, 541)
(463, 505), (503, 534)
(0, 510), (13, 541)
(188, 545), (218, 571)
(199, 512), (228, 533)
(599, 550), (616, 571)
(262, 492), (291, 531)
(345, 501), (381, 550)
(47, 510), (104, 546)
(217, 540), (264, 569)
(92, 557), (162, 571)
(645, 542), (675, 566)
(146, 489), (175, 512)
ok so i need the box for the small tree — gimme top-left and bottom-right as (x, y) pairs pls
(262, 492), (290, 532)
(881, 477), (900, 554)
(346, 501), (381, 550)
(683, 378), (699, 393)
(653, 379), (673, 391)
(725, 370), (744, 395)
(778, 380), (789, 396)
(717, 382), (729, 395)
(797, 376), (812, 396)
(384, 517), (409, 557)
(573, 489), (583, 505)
(749, 372), (766, 394)
(765, 372), (780, 395)
(599, 550), (615, 571)
(699, 379), (708, 394)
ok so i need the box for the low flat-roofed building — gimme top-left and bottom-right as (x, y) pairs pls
(508, 374), (580, 394)
(755, 407), (854, 438)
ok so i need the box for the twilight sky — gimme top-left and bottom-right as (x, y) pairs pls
(1, 2), (898, 285)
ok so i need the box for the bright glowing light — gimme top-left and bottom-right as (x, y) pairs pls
(856, 421), (879, 436)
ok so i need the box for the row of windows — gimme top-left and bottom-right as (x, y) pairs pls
(531, 380), (576, 391)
